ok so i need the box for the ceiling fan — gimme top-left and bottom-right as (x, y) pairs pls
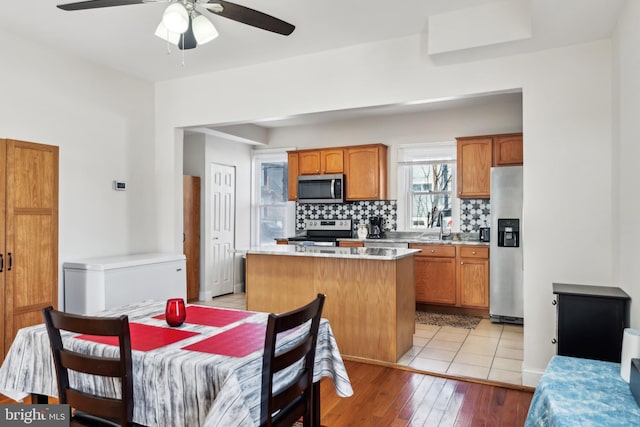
(57, 0), (295, 50)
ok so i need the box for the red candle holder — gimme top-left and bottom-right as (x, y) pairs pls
(165, 298), (186, 327)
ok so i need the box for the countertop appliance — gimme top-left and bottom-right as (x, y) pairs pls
(287, 218), (352, 246)
(297, 174), (344, 204)
(367, 216), (385, 239)
(490, 166), (523, 324)
(479, 225), (490, 242)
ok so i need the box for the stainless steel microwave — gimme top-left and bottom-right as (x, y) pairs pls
(297, 174), (344, 203)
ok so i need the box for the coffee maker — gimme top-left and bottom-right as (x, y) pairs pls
(367, 216), (385, 239)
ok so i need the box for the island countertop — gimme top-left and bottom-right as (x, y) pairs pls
(246, 245), (420, 260)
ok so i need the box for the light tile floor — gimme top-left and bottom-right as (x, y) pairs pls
(202, 292), (524, 386)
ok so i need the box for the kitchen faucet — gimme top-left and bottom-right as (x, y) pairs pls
(438, 211), (450, 240)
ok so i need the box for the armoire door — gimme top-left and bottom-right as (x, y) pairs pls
(183, 175), (200, 301)
(2, 139), (59, 363)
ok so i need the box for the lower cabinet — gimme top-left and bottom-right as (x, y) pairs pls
(458, 247), (490, 308)
(410, 244), (489, 312)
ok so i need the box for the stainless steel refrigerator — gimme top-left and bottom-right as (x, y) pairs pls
(490, 166), (523, 324)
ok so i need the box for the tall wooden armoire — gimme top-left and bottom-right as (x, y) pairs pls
(0, 139), (59, 364)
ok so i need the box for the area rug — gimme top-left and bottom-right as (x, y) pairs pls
(415, 311), (482, 329)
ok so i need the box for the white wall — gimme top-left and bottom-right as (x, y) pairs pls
(155, 35), (615, 386)
(614, 1), (640, 327)
(183, 133), (252, 300)
(0, 28), (156, 307)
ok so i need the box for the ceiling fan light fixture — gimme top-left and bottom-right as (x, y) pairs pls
(192, 14), (218, 45)
(162, 2), (189, 33)
(155, 21), (180, 45)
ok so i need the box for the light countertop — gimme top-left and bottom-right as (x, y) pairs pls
(246, 245), (420, 260)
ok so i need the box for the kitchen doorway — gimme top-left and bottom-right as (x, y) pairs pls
(209, 163), (236, 297)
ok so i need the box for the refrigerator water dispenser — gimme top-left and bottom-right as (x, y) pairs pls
(497, 218), (519, 247)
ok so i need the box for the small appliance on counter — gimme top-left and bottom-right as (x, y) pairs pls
(479, 223), (490, 242)
(367, 216), (385, 239)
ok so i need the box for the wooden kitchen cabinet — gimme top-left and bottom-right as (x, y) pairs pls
(410, 244), (456, 305)
(0, 139), (59, 364)
(493, 134), (523, 166)
(297, 149), (344, 175)
(287, 151), (298, 201)
(338, 241), (364, 247)
(456, 133), (523, 198)
(456, 137), (492, 198)
(411, 243), (489, 314)
(344, 144), (388, 200)
(458, 246), (489, 308)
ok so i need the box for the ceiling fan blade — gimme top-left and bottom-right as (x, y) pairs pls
(57, 0), (151, 11)
(206, 1), (295, 36)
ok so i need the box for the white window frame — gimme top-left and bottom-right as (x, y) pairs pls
(396, 142), (459, 231)
(251, 149), (296, 247)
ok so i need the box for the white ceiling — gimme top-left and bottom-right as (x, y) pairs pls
(0, 0), (624, 83)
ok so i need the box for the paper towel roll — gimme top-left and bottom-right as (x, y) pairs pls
(621, 328), (640, 382)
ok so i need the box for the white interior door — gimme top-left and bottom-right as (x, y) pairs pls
(210, 163), (235, 297)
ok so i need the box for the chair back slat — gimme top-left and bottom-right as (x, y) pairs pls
(42, 306), (135, 427)
(260, 294), (325, 427)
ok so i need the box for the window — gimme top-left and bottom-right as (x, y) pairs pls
(252, 151), (295, 246)
(397, 142), (457, 231)
(407, 162), (454, 229)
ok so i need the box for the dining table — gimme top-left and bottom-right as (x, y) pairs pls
(0, 300), (353, 426)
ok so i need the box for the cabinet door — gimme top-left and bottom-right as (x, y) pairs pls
(321, 149), (344, 174)
(459, 258), (489, 308)
(457, 138), (492, 198)
(287, 152), (298, 201)
(338, 241), (364, 247)
(344, 145), (387, 200)
(415, 256), (457, 305)
(298, 150), (321, 175)
(494, 134), (523, 166)
(0, 140), (5, 361)
(4, 140), (58, 360)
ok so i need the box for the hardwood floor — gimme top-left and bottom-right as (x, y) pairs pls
(321, 360), (533, 427)
(0, 360), (534, 427)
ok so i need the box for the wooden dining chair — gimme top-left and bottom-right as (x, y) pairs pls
(42, 306), (136, 427)
(260, 294), (326, 427)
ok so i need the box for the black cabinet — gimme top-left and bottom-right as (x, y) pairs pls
(553, 283), (630, 363)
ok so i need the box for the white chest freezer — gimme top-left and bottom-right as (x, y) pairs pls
(64, 253), (187, 315)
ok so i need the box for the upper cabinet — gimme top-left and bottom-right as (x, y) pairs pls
(298, 149), (344, 175)
(456, 133), (523, 198)
(287, 152), (299, 201)
(457, 137), (493, 198)
(288, 144), (388, 202)
(344, 144), (388, 201)
(493, 134), (523, 166)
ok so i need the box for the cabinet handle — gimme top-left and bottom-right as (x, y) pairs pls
(460, 261), (464, 265)
(0, 253), (3, 272)
(472, 251), (476, 255)
(431, 250), (435, 253)
(7, 253), (12, 271)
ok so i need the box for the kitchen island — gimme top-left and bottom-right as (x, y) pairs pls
(245, 245), (419, 363)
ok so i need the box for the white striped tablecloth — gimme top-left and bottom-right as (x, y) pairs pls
(0, 300), (353, 426)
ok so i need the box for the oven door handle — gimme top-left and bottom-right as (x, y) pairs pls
(330, 179), (335, 199)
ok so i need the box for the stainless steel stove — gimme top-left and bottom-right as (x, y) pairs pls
(287, 219), (353, 246)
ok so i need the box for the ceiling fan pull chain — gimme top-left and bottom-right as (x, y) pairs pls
(181, 34), (186, 67)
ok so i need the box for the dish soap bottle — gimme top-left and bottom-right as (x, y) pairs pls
(357, 223), (368, 240)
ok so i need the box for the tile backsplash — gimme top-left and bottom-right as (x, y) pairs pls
(296, 201), (398, 232)
(296, 198), (491, 232)
(460, 199), (490, 232)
